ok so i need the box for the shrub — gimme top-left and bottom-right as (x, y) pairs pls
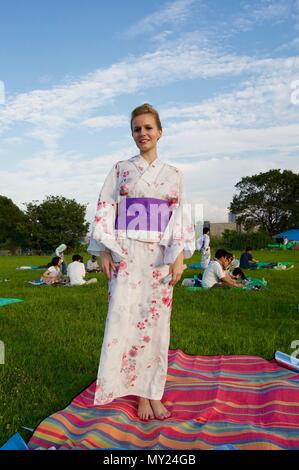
(221, 230), (272, 250)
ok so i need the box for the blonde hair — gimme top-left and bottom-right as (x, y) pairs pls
(130, 103), (162, 131)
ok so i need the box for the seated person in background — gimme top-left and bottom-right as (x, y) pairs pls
(86, 255), (101, 273)
(67, 254), (98, 286)
(225, 252), (234, 270)
(202, 249), (244, 289)
(230, 256), (240, 269)
(41, 257), (63, 285)
(222, 252), (246, 282)
(231, 267), (247, 281)
(240, 247), (259, 269)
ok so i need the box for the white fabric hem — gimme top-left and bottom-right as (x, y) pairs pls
(94, 389), (165, 406)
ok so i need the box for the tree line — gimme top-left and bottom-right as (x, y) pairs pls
(229, 169), (299, 235)
(0, 195), (89, 253)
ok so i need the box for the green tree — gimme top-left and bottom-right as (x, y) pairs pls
(229, 169), (299, 235)
(23, 196), (89, 252)
(0, 195), (27, 250)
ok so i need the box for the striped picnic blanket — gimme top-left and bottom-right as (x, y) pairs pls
(29, 349), (299, 450)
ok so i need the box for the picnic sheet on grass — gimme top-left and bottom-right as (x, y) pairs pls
(0, 298), (24, 307)
(188, 263), (202, 269)
(242, 277), (267, 290)
(27, 280), (71, 286)
(16, 266), (46, 270)
(183, 276), (267, 291)
(29, 349), (299, 450)
(188, 262), (294, 270)
(27, 280), (45, 286)
(254, 262), (294, 270)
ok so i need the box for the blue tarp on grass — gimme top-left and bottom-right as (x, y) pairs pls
(0, 433), (28, 450)
(0, 298), (24, 307)
(274, 229), (299, 241)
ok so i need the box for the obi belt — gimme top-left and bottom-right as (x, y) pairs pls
(115, 197), (173, 242)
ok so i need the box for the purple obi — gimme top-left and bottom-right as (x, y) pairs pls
(115, 197), (172, 233)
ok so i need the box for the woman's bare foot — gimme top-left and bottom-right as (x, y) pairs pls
(138, 398), (154, 420)
(150, 400), (171, 420)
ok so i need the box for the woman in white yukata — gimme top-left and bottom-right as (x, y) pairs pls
(88, 104), (195, 420)
(197, 227), (211, 269)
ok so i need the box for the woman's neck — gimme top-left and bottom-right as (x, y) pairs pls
(140, 149), (158, 164)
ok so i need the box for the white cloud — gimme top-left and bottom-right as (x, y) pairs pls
(161, 123), (299, 161)
(0, 39), (270, 151)
(82, 115), (128, 129)
(233, 0), (292, 32)
(1, 42), (296, 145)
(276, 36), (299, 52)
(294, 0), (299, 28)
(1, 136), (23, 145)
(160, 57), (299, 136)
(126, 0), (196, 36)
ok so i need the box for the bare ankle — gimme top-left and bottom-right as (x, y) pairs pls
(139, 397), (149, 403)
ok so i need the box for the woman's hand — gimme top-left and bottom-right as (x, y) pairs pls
(169, 251), (185, 286)
(100, 251), (116, 281)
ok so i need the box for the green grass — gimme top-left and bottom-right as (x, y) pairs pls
(0, 250), (298, 446)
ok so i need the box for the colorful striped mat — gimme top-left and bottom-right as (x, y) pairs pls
(29, 350), (299, 450)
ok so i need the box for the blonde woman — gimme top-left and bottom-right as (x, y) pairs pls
(89, 104), (195, 420)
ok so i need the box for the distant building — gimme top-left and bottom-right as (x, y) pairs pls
(195, 219), (238, 238)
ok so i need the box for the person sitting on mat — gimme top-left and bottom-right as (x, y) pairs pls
(41, 257), (63, 285)
(86, 255), (101, 273)
(67, 254), (98, 286)
(231, 267), (247, 281)
(225, 252), (234, 269)
(222, 252), (246, 281)
(229, 255), (240, 269)
(202, 249), (244, 289)
(240, 247), (259, 269)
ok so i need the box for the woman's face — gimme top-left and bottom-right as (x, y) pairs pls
(131, 113), (162, 154)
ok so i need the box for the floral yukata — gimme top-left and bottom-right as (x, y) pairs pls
(89, 154), (195, 405)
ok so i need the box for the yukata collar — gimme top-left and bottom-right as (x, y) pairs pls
(131, 154), (162, 174)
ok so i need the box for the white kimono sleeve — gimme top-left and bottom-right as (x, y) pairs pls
(159, 171), (195, 265)
(88, 164), (125, 262)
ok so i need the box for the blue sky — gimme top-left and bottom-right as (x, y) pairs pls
(0, 0), (298, 223)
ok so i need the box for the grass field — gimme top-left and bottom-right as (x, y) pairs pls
(0, 249), (298, 446)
